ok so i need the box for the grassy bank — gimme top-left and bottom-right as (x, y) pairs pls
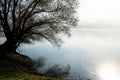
(0, 51), (62, 80)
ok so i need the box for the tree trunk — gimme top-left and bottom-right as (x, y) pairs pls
(0, 40), (16, 53)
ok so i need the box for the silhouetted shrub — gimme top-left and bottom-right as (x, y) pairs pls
(45, 64), (71, 78)
(32, 57), (46, 69)
(31, 57), (71, 78)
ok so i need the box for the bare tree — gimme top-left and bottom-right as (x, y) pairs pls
(0, 0), (78, 53)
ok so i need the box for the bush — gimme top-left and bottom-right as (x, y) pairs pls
(45, 64), (71, 78)
(32, 57), (46, 69)
(32, 57), (71, 78)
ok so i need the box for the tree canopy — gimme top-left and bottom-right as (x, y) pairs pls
(0, 0), (78, 52)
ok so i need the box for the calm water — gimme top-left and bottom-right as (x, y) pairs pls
(19, 27), (120, 80)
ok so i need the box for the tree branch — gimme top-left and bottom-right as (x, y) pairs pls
(20, 0), (35, 22)
(22, 0), (39, 29)
(6, 0), (12, 15)
(24, 20), (57, 33)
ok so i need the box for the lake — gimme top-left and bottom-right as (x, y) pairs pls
(19, 27), (120, 80)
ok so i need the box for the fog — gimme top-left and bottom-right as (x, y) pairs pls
(18, 0), (120, 80)
(0, 0), (119, 79)
(18, 27), (120, 79)
(19, 0), (120, 79)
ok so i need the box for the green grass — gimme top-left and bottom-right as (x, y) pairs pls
(0, 52), (62, 80)
(0, 73), (62, 80)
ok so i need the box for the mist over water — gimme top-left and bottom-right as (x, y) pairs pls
(0, 0), (119, 79)
(19, 0), (120, 79)
(19, 27), (120, 79)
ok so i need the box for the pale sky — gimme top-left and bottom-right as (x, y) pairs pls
(78, 0), (120, 28)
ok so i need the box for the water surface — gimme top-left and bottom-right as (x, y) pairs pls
(20, 27), (120, 80)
